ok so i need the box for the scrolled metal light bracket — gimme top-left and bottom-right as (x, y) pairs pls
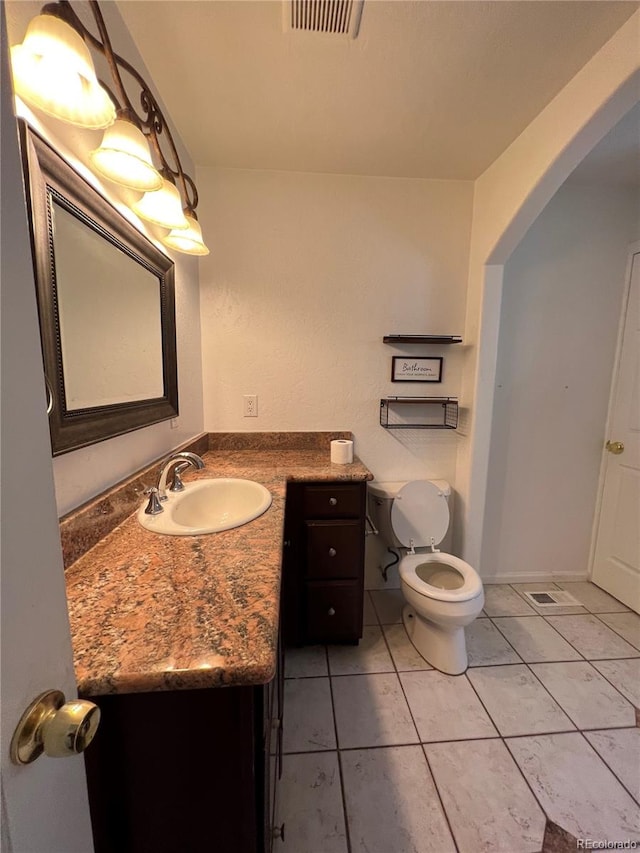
(40, 0), (200, 219)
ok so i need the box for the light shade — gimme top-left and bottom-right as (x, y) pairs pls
(90, 119), (162, 191)
(161, 214), (210, 256)
(131, 179), (189, 230)
(10, 14), (116, 130)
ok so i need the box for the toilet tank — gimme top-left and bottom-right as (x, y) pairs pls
(368, 480), (453, 551)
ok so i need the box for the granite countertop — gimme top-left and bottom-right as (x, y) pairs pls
(64, 441), (372, 698)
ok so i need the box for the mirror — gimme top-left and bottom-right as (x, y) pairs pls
(52, 200), (164, 410)
(19, 122), (178, 455)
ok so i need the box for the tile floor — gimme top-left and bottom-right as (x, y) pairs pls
(277, 582), (640, 853)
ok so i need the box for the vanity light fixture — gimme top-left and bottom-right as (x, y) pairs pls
(10, 13), (115, 129)
(161, 213), (210, 256)
(11, 0), (209, 255)
(132, 175), (189, 231)
(89, 117), (162, 192)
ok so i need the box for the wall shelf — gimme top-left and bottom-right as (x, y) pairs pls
(380, 397), (459, 430)
(383, 335), (462, 345)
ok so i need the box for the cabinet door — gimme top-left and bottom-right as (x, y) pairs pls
(276, 629), (284, 778)
(85, 688), (258, 853)
(265, 630), (284, 852)
(268, 717), (283, 853)
(305, 580), (362, 642)
(305, 520), (363, 579)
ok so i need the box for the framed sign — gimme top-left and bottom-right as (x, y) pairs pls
(391, 356), (443, 383)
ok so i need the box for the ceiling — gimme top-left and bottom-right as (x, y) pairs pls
(118, 1), (637, 180)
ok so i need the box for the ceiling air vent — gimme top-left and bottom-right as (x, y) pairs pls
(283, 0), (364, 38)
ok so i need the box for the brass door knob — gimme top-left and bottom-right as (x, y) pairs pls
(606, 440), (624, 455)
(10, 689), (100, 765)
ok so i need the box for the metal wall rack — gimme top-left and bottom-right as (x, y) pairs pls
(380, 397), (459, 430)
(380, 335), (461, 429)
(382, 335), (462, 345)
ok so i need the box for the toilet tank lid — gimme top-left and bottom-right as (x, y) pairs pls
(368, 479), (451, 499)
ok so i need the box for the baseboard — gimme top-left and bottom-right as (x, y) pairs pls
(480, 572), (590, 585)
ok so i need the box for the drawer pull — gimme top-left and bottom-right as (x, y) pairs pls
(327, 607), (336, 616)
(328, 547), (337, 557)
(329, 497), (338, 506)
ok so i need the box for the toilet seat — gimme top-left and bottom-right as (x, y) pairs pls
(400, 552), (482, 603)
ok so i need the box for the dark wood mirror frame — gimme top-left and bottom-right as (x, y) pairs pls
(18, 121), (178, 456)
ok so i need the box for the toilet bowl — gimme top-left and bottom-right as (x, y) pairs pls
(368, 480), (484, 674)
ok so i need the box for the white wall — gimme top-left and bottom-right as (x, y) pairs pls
(197, 167), (473, 589)
(5, 1), (204, 515)
(197, 167), (473, 486)
(482, 182), (639, 582)
(456, 11), (640, 567)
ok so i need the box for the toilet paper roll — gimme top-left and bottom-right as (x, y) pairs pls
(331, 439), (354, 464)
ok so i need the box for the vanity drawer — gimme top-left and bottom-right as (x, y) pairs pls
(305, 520), (363, 579)
(305, 580), (362, 642)
(302, 484), (363, 519)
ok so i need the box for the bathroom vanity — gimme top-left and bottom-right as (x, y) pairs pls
(61, 433), (371, 853)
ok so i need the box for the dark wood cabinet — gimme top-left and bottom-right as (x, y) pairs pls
(84, 633), (283, 853)
(283, 481), (366, 645)
(264, 632), (285, 852)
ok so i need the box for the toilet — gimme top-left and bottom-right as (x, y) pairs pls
(368, 480), (484, 675)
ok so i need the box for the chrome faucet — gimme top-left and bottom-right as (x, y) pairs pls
(157, 451), (205, 499)
(143, 451), (206, 515)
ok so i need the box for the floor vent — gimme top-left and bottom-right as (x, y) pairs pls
(522, 590), (581, 608)
(283, 0), (364, 38)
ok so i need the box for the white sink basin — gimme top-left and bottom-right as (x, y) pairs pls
(137, 478), (272, 536)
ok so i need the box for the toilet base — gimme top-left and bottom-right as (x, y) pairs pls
(402, 605), (468, 675)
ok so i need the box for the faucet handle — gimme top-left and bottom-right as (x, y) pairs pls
(143, 487), (164, 515)
(169, 462), (191, 493)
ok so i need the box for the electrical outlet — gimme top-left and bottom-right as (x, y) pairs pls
(243, 394), (258, 417)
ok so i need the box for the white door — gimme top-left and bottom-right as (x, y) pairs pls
(591, 247), (640, 612)
(1, 14), (94, 851)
